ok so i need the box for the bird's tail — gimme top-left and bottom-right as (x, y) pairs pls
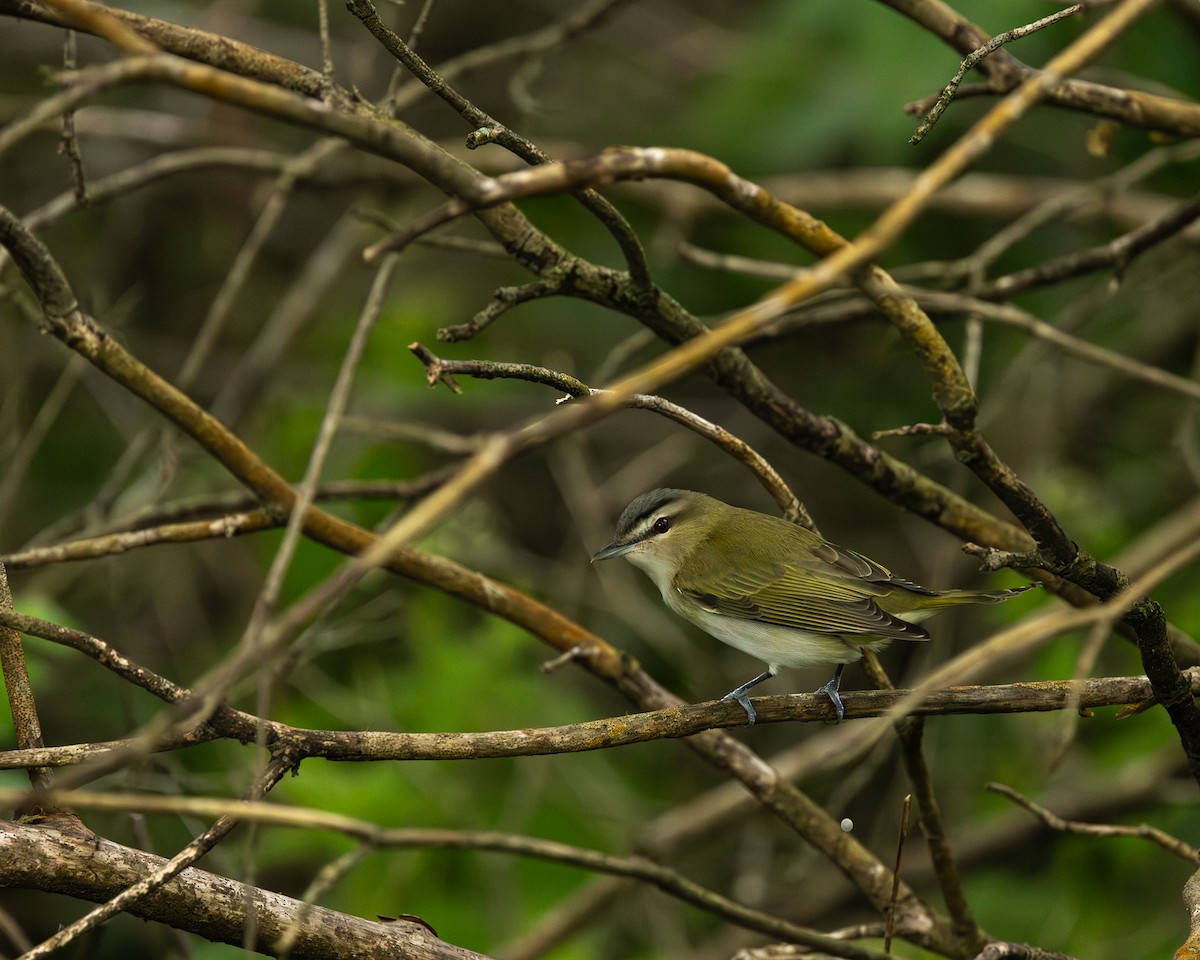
(890, 582), (1039, 624)
(932, 582), (1040, 607)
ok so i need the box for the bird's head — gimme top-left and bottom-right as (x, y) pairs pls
(591, 488), (722, 581)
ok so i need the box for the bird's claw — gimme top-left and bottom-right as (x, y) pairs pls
(814, 677), (845, 723)
(721, 689), (757, 726)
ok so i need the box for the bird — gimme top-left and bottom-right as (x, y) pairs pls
(591, 488), (1035, 724)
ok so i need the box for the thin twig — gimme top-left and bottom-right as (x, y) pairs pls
(275, 845), (377, 959)
(985, 191), (1200, 300)
(914, 291), (1200, 404)
(0, 563), (53, 803)
(911, 4), (1090, 144)
(4, 510), (277, 568)
(0, 354), (88, 536)
(987, 782), (1200, 864)
(239, 250), (402, 658)
(178, 138), (348, 392)
(346, 0), (651, 287)
(1047, 620), (1110, 770)
(59, 29), (88, 203)
(862, 654), (984, 954)
(408, 342), (813, 528)
(3, 472), (458, 568)
(405, 0), (437, 50)
(885, 795), (912, 954)
(317, 0), (334, 80)
(896, 718), (985, 953)
(437, 278), (565, 342)
(387, 0), (638, 115)
(212, 212), (371, 427)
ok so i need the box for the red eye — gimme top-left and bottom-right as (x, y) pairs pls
(652, 517), (670, 534)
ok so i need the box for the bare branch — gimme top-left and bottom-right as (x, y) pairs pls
(407, 343), (812, 528)
(896, 718), (984, 953)
(4, 510), (276, 567)
(0, 818), (487, 960)
(917, 293), (1200, 403)
(987, 782), (1200, 864)
(36, 0), (158, 54)
(1180, 869), (1200, 960)
(0, 563), (53, 803)
(983, 191), (1200, 300)
(437, 279), (565, 342)
(886, 794), (912, 954)
(910, 3), (1091, 144)
(884, 0), (1200, 136)
(0, 600), (1190, 766)
(345, 0), (651, 286)
(0, 0), (334, 98)
(21, 756), (292, 959)
(0, 209), (950, 943)
(2, 4), (1195, 955)
(387, 0), (638, 114)
(0, 791), (889, 960)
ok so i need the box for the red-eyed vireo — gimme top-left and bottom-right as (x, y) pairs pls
(592, 488), (1035, 724)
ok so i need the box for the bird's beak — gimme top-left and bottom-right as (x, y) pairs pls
(591, 540), (634, 563)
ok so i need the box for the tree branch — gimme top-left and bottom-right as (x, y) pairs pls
(1180, 869), (1200, 960)
(407, 342), (812, 528)
(910, 3), (1091, 144)
(0, 0), (336, 99)
(0, 562), (53, 805)
(0, 818), (489, 960)
(0, 602), (1190, 764)
(20, 756), (292, 959)
(882, 0), (1200, 136)
(987, 782), (1200, 864)
(0, 793), (890, 960)
(345, 0), (652, 286)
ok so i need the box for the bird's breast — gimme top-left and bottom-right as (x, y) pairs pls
(666, 586), (873, 668)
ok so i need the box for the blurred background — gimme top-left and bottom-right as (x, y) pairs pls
(2, 1), (1199, 957)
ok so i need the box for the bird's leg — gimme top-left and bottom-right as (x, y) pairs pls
(721, 668), (776, 726)
(815, 663), (847, 722)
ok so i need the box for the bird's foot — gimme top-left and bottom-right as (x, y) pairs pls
(721, 669), (775, 727)
(814, 675), (846, 723)
(721, 688), (757, 726)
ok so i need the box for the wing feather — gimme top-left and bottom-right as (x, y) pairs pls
(675, 512), (932, 641)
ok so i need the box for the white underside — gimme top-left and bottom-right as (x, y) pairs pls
(670, 596), (885, 669)
(627, 547), (891, 671)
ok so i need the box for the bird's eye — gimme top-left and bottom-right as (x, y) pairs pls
(652, 517), (670, 534)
